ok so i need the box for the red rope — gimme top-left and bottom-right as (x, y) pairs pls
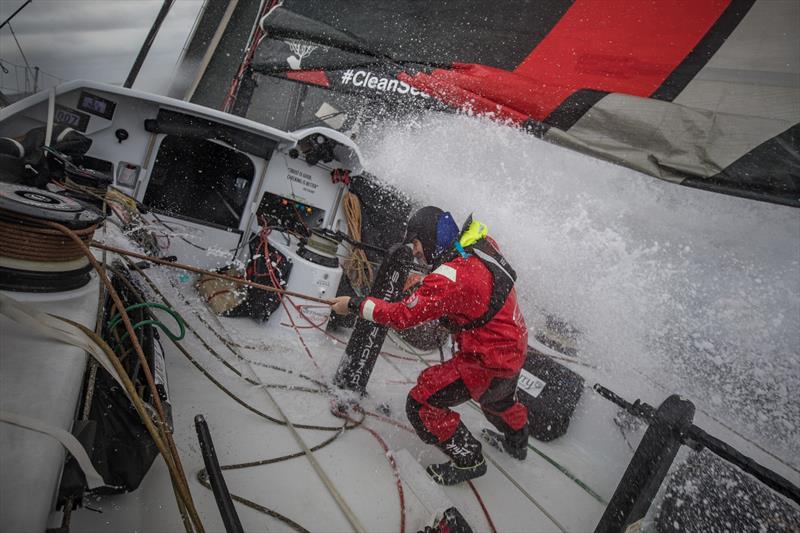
(280, 310), (328, 329)
(467, 480), (498, 533)
(259, 238), (409, 533)
(332, 403), (406, 533)
(363, 410), (415, 433)
(222, 0), (279, 112)
(260, 227), (323, 373)
(364, 409), (498, 533)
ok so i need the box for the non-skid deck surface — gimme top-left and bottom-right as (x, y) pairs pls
(68, 265), (799, 532)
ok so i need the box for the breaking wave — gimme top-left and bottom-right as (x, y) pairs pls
(357, 112), (800, 465)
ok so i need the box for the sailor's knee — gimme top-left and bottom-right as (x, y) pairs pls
(406, 392), (444, 444)
(407, 397), (438, 444)
(406, 393), (423, 429)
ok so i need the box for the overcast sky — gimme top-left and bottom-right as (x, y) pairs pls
(0, 0), (204, 95)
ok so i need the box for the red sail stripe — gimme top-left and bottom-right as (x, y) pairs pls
(286, 69), (330, 87)
(403, 0), (730, 122)
(398, 71), (529, 123)
(513, 0), (731, 120)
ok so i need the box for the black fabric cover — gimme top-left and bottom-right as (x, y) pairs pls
(329, 173), (412, 330)
(259, 1), (572, 70)
(517, 347), (584, 441)
(225, 234), (292, 321)
(85, 268), (171, 493)
(686, 122), (800, 206)
(16, 125), (93, 188)
(418, 506), (475, 533)
(86, 369), (160, 493)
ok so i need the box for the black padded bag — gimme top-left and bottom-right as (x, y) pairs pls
(516, 347), (584, 441)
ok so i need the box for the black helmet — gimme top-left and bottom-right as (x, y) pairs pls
(404, 205), (459, 264)
(404, 206), (443, 263)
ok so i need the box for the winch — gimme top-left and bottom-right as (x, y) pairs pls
(0, 183), (104, 292)
(297, 229), (341, 268)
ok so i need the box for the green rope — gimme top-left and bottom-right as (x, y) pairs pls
(107, 302), (186, 342)
(464, 401), (608, 505)
(527, 443), (607, 505)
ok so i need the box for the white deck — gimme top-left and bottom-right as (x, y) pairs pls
(58, 262), (799, 532)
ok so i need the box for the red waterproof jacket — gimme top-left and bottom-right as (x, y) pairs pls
(356, 241), (528, 372)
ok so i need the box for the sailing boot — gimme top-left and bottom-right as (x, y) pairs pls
(480, 424), (529, 460)
(426, 424), (487, 485)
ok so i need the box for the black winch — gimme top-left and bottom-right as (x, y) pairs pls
(0, 182), (104, 292)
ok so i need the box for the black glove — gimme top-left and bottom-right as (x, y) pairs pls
(348, 296), (365, 315)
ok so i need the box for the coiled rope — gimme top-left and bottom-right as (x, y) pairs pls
(342, 192), (374, 293)
(0, 209), (98, 262)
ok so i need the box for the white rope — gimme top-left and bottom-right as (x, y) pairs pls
(0, 292), (130, 401)
(146, 270), (368, 533)
(0, 410), (105, 489)
(482, 450), (568, 532)
(217, 311), (367, 533)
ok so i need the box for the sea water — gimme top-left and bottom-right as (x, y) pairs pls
(358, 112), (800, 466)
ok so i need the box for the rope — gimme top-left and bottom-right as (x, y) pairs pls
(196, 429), (349, 533)
(120, 260), (368, 531)
(118, 261), (347, 432)
(107, 302), (186, 342)
(257, 260), (369, 532)
(63, 176), (107, 198)
(359, 408), (498, 531)
(0, 210), (97, 262)
(484, 454), (568, 532)
(114, 229), (475, 532)
(291, 302), (439, 363)
(42, 221), (204, 533)
(403, 344), (608, 511)
(124, 250), (604, 528)
(59, 317), (203, 532)
(466, 480), (498, 533)
(0, 411), (106, 490)
(332, 405), (406, 533)
(342, 192), (374, 293)
(122, 260), (378, 532)
(90, 240), (335, 305)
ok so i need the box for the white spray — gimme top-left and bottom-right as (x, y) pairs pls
(358, 112), (800, 464)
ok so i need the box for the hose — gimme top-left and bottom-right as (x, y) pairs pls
(107, 302), (186, 342)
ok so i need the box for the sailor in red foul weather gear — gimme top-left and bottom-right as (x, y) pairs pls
(332, 206), (529, 485)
